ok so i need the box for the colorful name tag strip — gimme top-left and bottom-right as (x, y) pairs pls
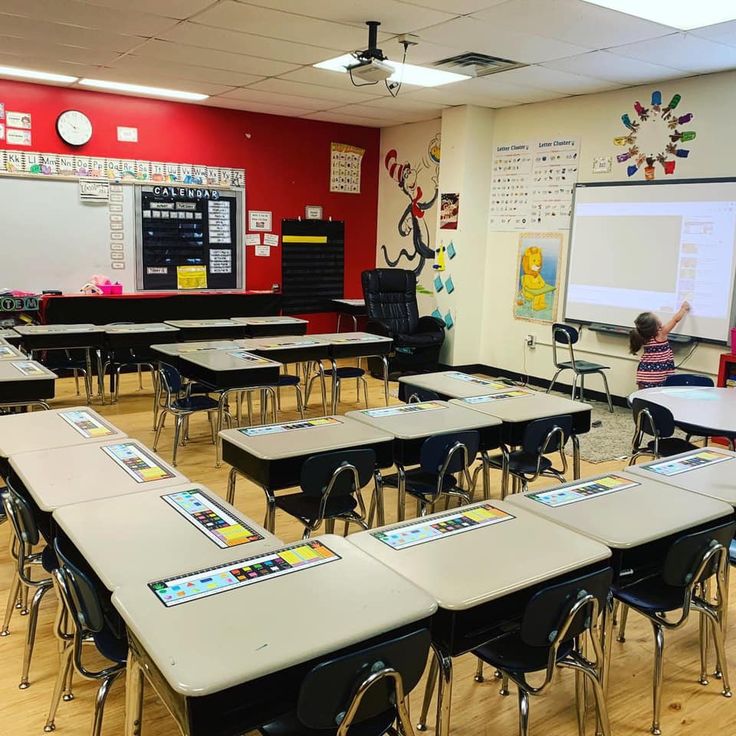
(332, 336), (385, 343)
(362, 402), (444, 418)
(644, 451), (734, 477)
(0, 346), (18, 358)
(240, 417), (342, 437)
(372, 503), (514, 550)
(149, 540), (340, 607)
(11, 361), (46, 376)
(227, 351), (273, 363)
(162, 489), (263, 548)
(257, 339), (323, 349)
(60, 410), (116, 439)
(102, 442), (175, 483)
(528, 475), (639, 508)
(463, 390), (532, 403)
(446, 372), (510, 389)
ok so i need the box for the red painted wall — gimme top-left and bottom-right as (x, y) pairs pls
(0, 79), (380, 332)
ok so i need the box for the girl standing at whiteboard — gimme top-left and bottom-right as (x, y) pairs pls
(629, 302), (690, 388)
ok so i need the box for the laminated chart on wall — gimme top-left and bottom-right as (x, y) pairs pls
(330, 143), (364, 193)
(489, 138), (579, 231)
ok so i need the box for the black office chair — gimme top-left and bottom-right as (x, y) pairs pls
(488, 416), (572, 498)
(45, 538), (127, 736)
(628, 398), (697, 466)
(362, 269), (445, 376)
(273, 449), (377, 538)
(259, 629), (431, 736)
(470, 568), (613, 736)
(612, 522), (735, 736)
(663, 374), (714, 387)
(547, 324), (613, 412)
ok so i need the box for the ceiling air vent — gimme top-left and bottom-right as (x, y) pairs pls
(432, 52), (526, 78)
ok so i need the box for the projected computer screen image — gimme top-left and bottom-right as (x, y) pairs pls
(564, 180), (736, 342)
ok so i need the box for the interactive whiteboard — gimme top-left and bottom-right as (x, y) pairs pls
(565, 180), (736, 342)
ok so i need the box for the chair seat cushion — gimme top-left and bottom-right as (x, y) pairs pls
(613, 577), (687, 614)
(646, 437), (698, 456)
(277, 374), (301, 387)
(395, 332), (444, 348)
(506, 451), (553, 476)
(41, 545), (58, 573)
(558, 360), (609, 373)
(93, 627), (128, 664)
(324, 367), (365, 379)
(172, 395), (219, 412)
(260, 707), (396, 736)
(274, 493), (357, 524)
(474, 633), (574, 674)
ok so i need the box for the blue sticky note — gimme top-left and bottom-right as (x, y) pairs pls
(434, 275), (444, 292)
(431, 308), (443, 321)
(445, 276), (455, 294)
(447, 242), (456, 259)
(444, 311), (454, 329)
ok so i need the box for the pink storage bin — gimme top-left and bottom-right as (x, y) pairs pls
(99, 283), (123, 295)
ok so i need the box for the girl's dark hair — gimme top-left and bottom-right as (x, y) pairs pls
(629, 312), (659, 354)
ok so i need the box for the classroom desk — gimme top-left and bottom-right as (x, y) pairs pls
(163, 319), (247, 342)
(629, 386), (736, 449)
(220, 416), (394, 530)
(332, 298), (366, 332)
(178, 350), (283, 466)
(0, 343), (25, 360)
(449, 389), (592, 482)
(53, 484), (281, 590)
(346, 401), (503, 516)
(150, 341), (239, 371)
(8, 439), (188, 513)
(0, 359), (56, 409)
(114, 534), (437, 736)
(231, 315), (308, 337)
(103, 322), (181, 350)
(625, 447), (736, 507)
(350, 501), (611, 736)
(0, 329), (23, 347)
(399, 370), (516, 400)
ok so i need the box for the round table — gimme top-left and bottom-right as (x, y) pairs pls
(629, 386), (736, 449)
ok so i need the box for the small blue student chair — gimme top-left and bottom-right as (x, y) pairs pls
(628, 398), (696, 465)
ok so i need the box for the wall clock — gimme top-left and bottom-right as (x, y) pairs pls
(56, 110), (93, 147)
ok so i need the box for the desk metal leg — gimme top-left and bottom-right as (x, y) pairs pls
(397, 465), (407, 522)
(124, 651), (144, 736)
(227, 467), (238, 505)
(329, 359), (339, 414)
(369, 470), (385, 527)
(434, 647), (453, 736)
(572, 434), (581, 480)
(501, 446), (510, 499)
(417, 654), (438, 731)
(480, 451), (491, 500)
(382, 355), (389, 406)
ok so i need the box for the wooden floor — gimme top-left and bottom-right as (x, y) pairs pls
(0, 371), (732, 736)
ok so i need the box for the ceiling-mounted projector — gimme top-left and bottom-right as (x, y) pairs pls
(347, 57), (393, 83)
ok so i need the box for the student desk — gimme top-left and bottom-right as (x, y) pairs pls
(0, 359), (56, 410)
(350, 501), (611, 736)
(346, 401), (503, 517)
(0, 343), (25, 360)
(53, 484), (281, 590)
(178, 350), (282, 466)
(625, 447), (736, 507)
(399, 370), (516, 400)
(150, 341), (239, 371)
(449, 390), (592, 482)
(220, 416), (394, 530)
(103, 322), (181, 350)
(114, 534), (437, 736)
(0, 329), (23, 347)
(231, 315), (308, 337)
(332, 298), (366, 332)
(629, 386), (736, 449)
(163, 319), (247, 342)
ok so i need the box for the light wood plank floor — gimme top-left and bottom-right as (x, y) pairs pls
(0, 370), (732, 736)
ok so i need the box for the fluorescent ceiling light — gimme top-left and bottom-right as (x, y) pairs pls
(581, 0), (736, 30)
(314, 54), (469, 87)
(78, 79), (208, 101)
(0, 65), (78, 83)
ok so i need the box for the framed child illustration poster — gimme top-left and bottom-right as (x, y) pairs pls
(513, 232), (563, 323)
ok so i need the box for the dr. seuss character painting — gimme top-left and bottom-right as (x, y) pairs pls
(380, 134), (441, 276)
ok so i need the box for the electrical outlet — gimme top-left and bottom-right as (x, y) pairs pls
(526, 334), (536, 348)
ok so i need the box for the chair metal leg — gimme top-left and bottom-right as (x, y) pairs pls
(651, 621), (665, 736)
(416, 653), (438, 731)
(74, 369), (80, 396)
(699, 609), (710, 685)
(474, 658), (484, 683)
(434, 649), (453, 736)
(547, 368), (563, 394)
(20, 583), (51, 689)
(1, 573), (20, 635)
(580, 373), (585, 402)
(617, 605), (629, 642)
(295, 384), (305, 419)
(499, 672), (510, 696)
(518, 688), (530, 736)
(152, 409), (166, 453)
(44, 643), (74, 732)
(575, 668), (586, 736)
(92, 670), (123, 736)
(124, 652), (145, 736)
(599, 371), (614, 413)
(582, 664), (611, 736)
(702, 606), (732, 697)
(571, 373), (579, 401)
(172, 415), (183, 466)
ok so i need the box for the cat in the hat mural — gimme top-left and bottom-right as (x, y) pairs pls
(380, 134), (440, 276)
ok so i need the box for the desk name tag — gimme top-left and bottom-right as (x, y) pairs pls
(644, 450), (733, 477)
(528, 475), (639, 508)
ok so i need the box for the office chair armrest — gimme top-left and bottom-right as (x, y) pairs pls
(417, 316), (446, 334)
(365, 319), (394, 338)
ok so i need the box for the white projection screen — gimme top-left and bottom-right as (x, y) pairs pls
(565, 180), (736, 342)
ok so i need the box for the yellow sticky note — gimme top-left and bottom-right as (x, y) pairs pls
(177, 265), (207, 290)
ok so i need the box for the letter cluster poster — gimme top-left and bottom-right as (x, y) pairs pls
(489, 138), (579, 231)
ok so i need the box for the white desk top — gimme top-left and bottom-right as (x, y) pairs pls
(505, 472), (733, 549)
(220, 415), (393, 461)
(625, 447), (736, 507)
(10, 440), (189, 511)
(0, 407), (126, 458)
(450, 391), (590, 422)
(179, 349), (281, 372)
(333, 299), (365, 307)
(151, 341), (239, 357)
(312, 331), (391, 343)
(104, 323), (180, 334)
(0, 360), (56, 383)
(629, 387), (736, 435)
(0, 329), (19, 339)
(399, 371), (515, 399)
(350, 501), (610, 611)
(0, 344), (25, 360)
(112, 535), (437, 696)
(346, 401), (501, 440)
(231, 316), (307, 325)
(241, 336), (330, 351)
(13, 323), (103, 335)
(164, 319), (240, 329)
(53, 485), (281, 589)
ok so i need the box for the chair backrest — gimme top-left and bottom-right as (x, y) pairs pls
(4, 483), (40, 547)
(663, 374), (714, 387)
(362, 269), (420, 335)
(522, 415), (573, 456)
(419, 431), (480, 476)
(300, 449), (376, 499)
(521, 567), (613, 647)
(663, 521), (736, 588)
(296, 628), (431, 731)
(632, 398), (675, 439)
(158, 362), (183, 396)
(551, 323), (579, 369)
(54, 538), (106, 634)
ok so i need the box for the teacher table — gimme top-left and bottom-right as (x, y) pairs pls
(0, 359), (56, 410)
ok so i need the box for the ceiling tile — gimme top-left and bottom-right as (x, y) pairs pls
(690, 20), (736, 48)
(82, 68), (232, 96)
(543, 50), (683, 84)
(276, 67), (396, 96)
(303, 110), (386, 127)
(238, 0), (457, 34)
(0, 35), (122, 66)
(399, 0), (507, 13)
(108, 55), (264, 87)
(159, 23), (342, 64)
(204, 96), (317, 117)
(0, 53), (100, 79)
(416, 16), (590, 62)
(609, 33), (736, 74)
(398, 40), (469, 65)
(81, 0), (218, 19)
(399, 80), (517, 107)
(495, 65), (622, 95)
(246, 78), (379, 103)
(218, 87), (341, 112)
(323, 102), (429, 122)
(473, 0), (673, 48)
(355, 95), (448, 114)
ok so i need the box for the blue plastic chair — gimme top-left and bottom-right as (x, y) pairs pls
(663, 374), (714, 387)
(628, 398), (697, 465)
